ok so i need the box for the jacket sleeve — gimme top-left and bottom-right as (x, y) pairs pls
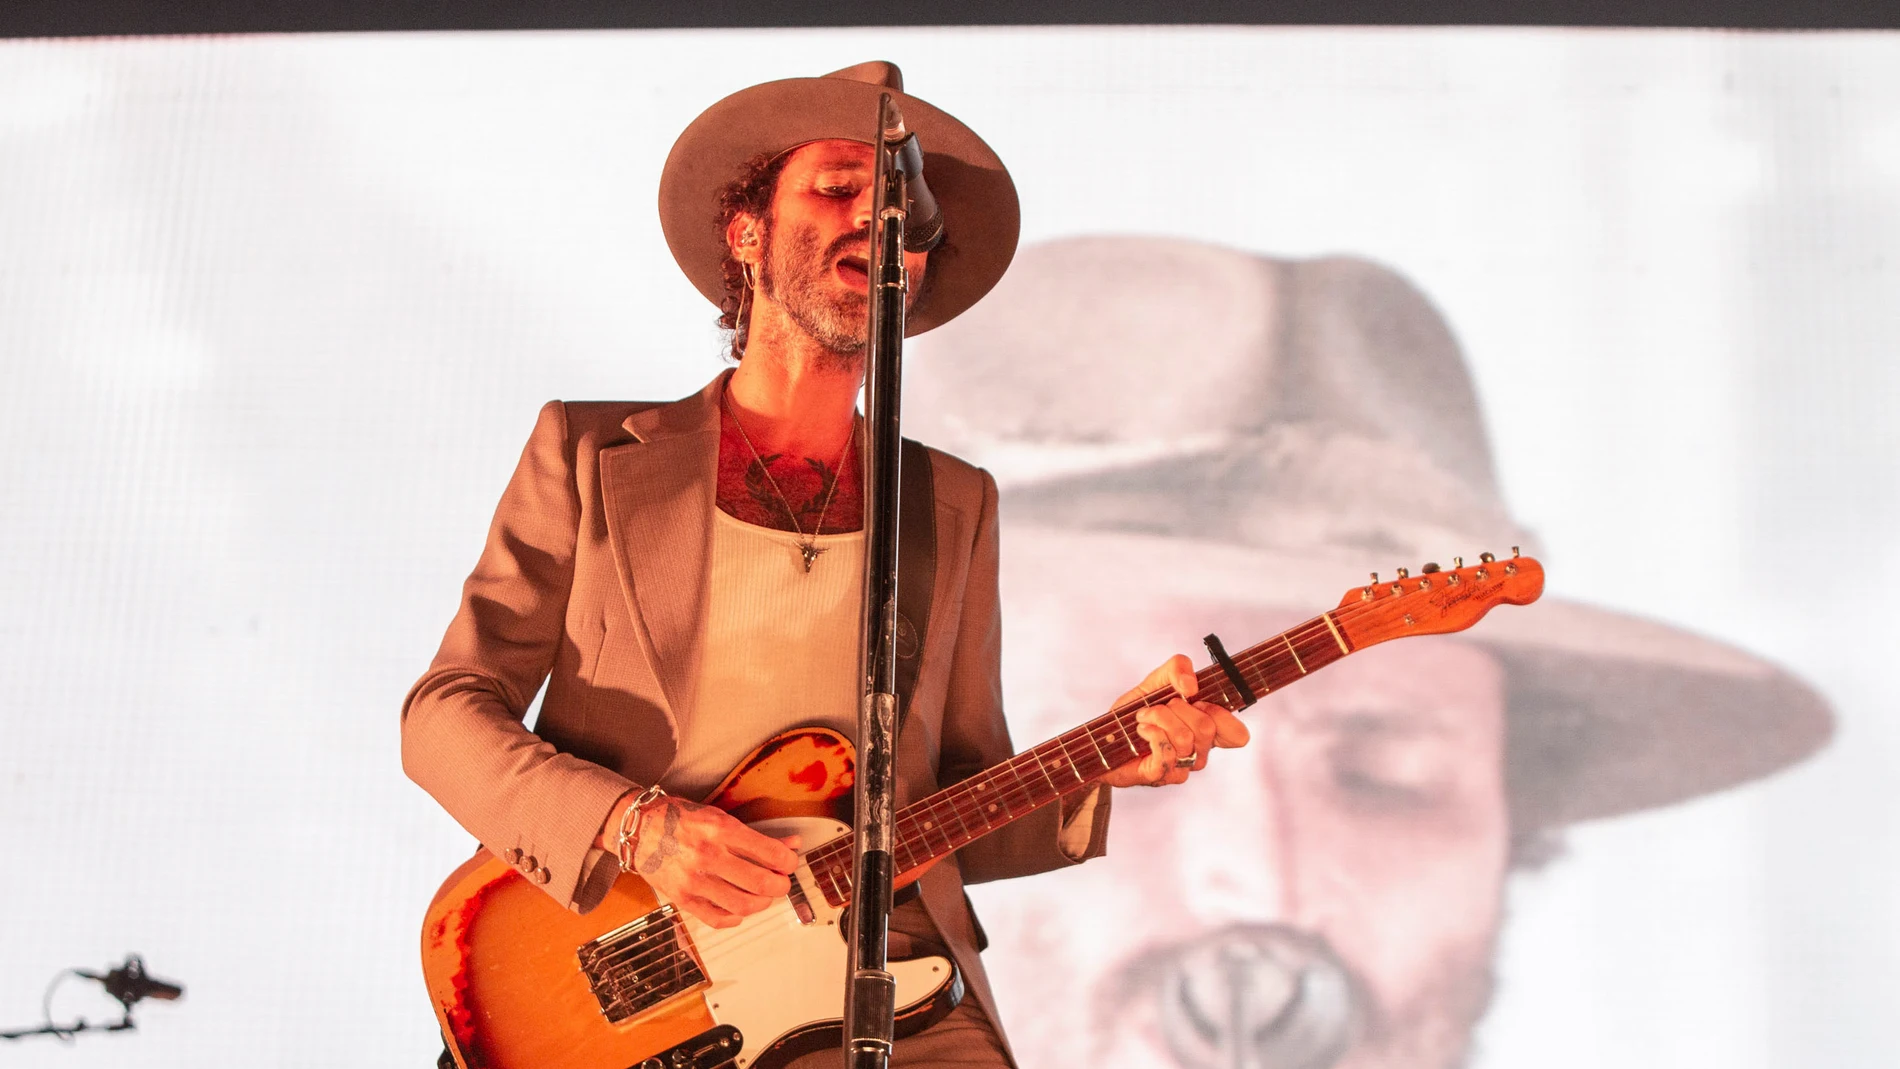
(936, 467), (1112, 886)
(401, 400), (636, 912)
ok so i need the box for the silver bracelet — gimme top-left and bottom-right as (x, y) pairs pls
(615, 783), (668, 874)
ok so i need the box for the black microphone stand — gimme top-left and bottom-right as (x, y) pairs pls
(1, 955), (183, 1043)
(843, 91), (923, 1069)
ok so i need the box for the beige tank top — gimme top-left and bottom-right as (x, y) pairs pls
(665, 510), (866, 800)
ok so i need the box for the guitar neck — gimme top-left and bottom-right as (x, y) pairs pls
(800, 611), (1357, 908)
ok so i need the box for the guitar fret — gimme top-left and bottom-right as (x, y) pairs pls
(808, 611), (1394, 911)
(1032, 747), (1064, 796)
(1099, 715), (1137, 766)
(896, 812), (942, 862)
(795, 567), (1552, 934)
(904, 805), (934, 854)
(941, 790), (982, 845)
(817, 863), (843, 907)
(998, 752), (1035, 808)
(1044, 739), (1077, 791)
(941, 791), (975, 845)
(1010, 751), (1056, 812)
(914, 805), (953, 856)
(980, 778), (1010, 827)
(907, 806), (947, 872)
(1194, 666), (1238, 711)
(1281, 632), (1308, 674)
(1057, 734), (1092, 786)
(1000, 753), (1037, 819)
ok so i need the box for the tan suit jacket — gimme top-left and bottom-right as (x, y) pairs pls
(402, 371), (1111, 1053)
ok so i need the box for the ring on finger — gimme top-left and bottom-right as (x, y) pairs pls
(1173, 753), (1197, 769)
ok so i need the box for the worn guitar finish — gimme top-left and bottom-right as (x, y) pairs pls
(421, 554), (1544, 1069)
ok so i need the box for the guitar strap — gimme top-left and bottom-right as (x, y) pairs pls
(894, 438), (936, 731)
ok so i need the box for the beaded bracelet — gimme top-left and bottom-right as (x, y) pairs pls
(615, 783), (669, 873)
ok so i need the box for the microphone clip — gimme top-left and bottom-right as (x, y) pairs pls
(77, 954), (186, 1009)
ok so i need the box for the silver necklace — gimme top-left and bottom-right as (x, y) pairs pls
(724, 397), (853, 573)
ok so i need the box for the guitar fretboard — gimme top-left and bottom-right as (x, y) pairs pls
(801, 612), (1354, 907)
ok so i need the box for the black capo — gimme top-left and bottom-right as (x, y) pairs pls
(1202, 633), (1257, 709)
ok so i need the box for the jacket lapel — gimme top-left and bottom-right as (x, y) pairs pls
(597, 372), (728, 729)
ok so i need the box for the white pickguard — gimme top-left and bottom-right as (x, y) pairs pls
(665, 816), (956, 1068)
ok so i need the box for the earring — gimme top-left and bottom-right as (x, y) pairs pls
(734, 262), (756, 357)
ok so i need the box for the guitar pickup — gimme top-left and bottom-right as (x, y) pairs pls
(633, 1023), (743, 1069)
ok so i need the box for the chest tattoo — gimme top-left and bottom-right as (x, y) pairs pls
(716, 419), (863, 533)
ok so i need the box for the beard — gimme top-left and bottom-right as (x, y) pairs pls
(1341, 944), (1495, 1069)
(1095, 923), (1498, 1069)
(757, 219), (870, 365)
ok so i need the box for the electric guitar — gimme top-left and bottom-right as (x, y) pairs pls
(420, 553), (1544, 1069)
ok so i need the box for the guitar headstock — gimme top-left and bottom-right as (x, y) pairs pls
(1333, 550), (1544, 650)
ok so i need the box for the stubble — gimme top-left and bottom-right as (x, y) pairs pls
(758, 221), (869, 366)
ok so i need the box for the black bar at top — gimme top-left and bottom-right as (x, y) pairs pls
(1202, 633), (1257, 710)
(4, 1), (1898, 39)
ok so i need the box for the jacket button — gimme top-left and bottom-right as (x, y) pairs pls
(532, 867), (551, 885)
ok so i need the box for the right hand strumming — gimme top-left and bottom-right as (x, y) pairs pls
(618, 796), (803, 928)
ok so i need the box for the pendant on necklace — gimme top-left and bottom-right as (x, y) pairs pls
(800, 543), (826, 572)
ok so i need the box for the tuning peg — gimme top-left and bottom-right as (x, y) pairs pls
(1453, 556), (1463, 569)
(1396, 567), (1410, 579)
(1512, 546), (1520, 558)
(1420, 562), (1441, 573)
(1479, 552), (1496, 564)
(1369, 572), (1379, 584)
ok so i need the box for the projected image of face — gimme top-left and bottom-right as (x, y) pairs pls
(913, 234), (1833, 1069)
(982, 591), (1509, 1069)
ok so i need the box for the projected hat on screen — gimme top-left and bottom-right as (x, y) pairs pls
(659, 60), (1020, 335)
(906, 234), (1833, 830)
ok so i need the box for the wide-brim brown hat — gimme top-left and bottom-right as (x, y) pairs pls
(905, 235), (1834, 831)
(659, 61), (1020, 336)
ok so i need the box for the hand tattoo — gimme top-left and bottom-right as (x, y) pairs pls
(636, 805), (680, 875)
(635, 799), (706, 876)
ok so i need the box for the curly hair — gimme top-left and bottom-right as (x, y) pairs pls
(713, 150), (792, 361)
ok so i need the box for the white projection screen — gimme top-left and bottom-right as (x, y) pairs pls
(2, 26), (1896, 1069)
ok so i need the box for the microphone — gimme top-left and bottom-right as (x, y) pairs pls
(900, 153), (944, 253)
(881, 106), (945, 253)
(77, 956), (184, 1007)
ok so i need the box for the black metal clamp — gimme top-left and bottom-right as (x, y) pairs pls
(1202, 633), (1257, 709)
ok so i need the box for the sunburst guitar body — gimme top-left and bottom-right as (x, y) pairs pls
(421, 728), (961, 1069)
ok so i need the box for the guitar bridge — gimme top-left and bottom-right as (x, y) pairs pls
(633, 1024), (743, 1069)
(577, 904), (709, 1023)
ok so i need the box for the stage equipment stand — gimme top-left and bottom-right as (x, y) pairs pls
(843, 91), (935, 1069)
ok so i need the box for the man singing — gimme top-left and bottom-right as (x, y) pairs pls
(402, 62), (1247, 1067)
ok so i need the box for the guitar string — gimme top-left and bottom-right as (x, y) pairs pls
(798, 570), (1484, 895)
(601, 578), (1487, 978)
(615, 613), (1371, 974)
(601, 618), (1426, 986)
(581, 729), (1144, 981)
(590, 680), (1237, 980)
(800, 610), (1360, 883)
(595, 618), (1356, 980)
(800, 619), (1337, 885)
